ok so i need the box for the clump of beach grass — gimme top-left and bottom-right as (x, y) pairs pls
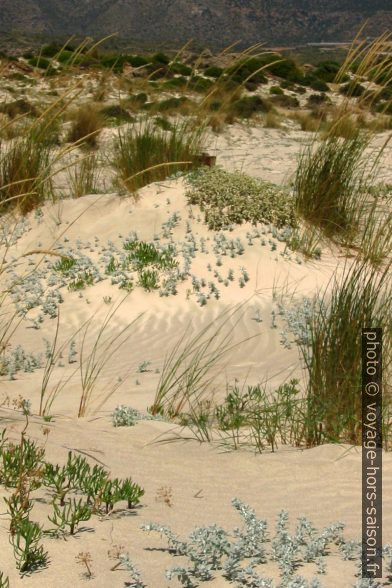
(67, 153), (102, 198)
(0, 134), (53, 214)
(67, 104), (105, 148)
(294, 130), (371, 244)
(112, 119), (206, 193)
(300, 260), (392, 447)
(293, 31), (392, 257)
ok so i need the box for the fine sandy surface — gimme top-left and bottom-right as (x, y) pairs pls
(1, 125), (391, 587)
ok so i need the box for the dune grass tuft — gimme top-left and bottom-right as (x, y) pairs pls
(112, 120), (205, 193)
(300, 260), (392, 447)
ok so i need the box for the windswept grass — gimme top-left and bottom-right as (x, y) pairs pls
(67, 153), (101, 198)
(112, 119), (206, 193)
(300, 260), (392, 447)
(0, 135), (53, 214)
(150, 305), (254, 419)
(294, 131), (371, 243)
(67, 105), (105, 148)
(293, 32), (392, 258)
(78, 300), (141, 417)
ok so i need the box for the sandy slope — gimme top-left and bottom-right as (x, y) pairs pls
(1, 127), (391, 586)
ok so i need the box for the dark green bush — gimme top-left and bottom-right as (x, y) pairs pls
(28, 56), (51, 70)
(314, 61), (341, 82)
(188, 75), (214, 92)
(57, 50), (76, 63)
(154, 96), (189, 112)
(226, 57), (268, 87)
(310, 78), (329, 92)
(151, 52), (170, 65)
(126, 55), (149, 68)
(170, 61), (192, 76)
(339, 81), (366, 97)
(269, 94), (299, 109)
(155, 116), (173, 131)
(268, 56), (303, 80)
(204, 66), (224, 78)
(307, 93), (330, 107)
(162, 76), (188, 89)
(0, 98), (37, 118)
(100, 55), (125, 73)
(230, 95), (271, 118)
(128, 92), (148, 106)
(41, 42), (62, 58)
(269, 85), (284, 95)
(100, 104), (133, 123)
(280, 80), (296, 90)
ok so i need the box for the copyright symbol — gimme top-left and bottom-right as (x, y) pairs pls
(365, 382), (379, 396)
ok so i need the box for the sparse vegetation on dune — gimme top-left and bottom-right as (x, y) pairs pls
(0, 29), (392, 587)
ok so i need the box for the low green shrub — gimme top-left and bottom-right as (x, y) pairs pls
(154, 96), (190, 113)
(41, 42), (62, 58)
(269, 94), (299, 109)
(339, 81), (366, 97)
(186, 167), (297, 230)
(226, 57), (268, 87)
(229, 95), (271, 118)
(310, 78), (329, 92)
(28, 56), (51, 70)
(151, 52), (170, 65)
(313, 60), (341, 82)
(162, 76), (188, 89)
(188, 75), (214, 92)
(100, 104), (133, 123)
(269, 85), (284, 95)
(126, 55), (149, 68)
(204, 66), (224, 78)
(128, 92), (148, 107)
(0, 98), (38, 118)
(170, 61), (192, 76)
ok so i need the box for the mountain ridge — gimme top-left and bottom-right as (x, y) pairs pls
(0, 0), (391, 48)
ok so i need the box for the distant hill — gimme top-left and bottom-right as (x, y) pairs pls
(0, 0), (391, 48)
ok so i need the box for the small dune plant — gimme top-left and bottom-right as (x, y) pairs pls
(112, 119), (206, 193)
(0, 425), (144, 575)
(139, 497), (387, 587)
(150, 306), (252, 420)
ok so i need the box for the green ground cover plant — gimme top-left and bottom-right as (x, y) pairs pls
(0, 426), (144, 575)
(186, 167), (297, 230)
